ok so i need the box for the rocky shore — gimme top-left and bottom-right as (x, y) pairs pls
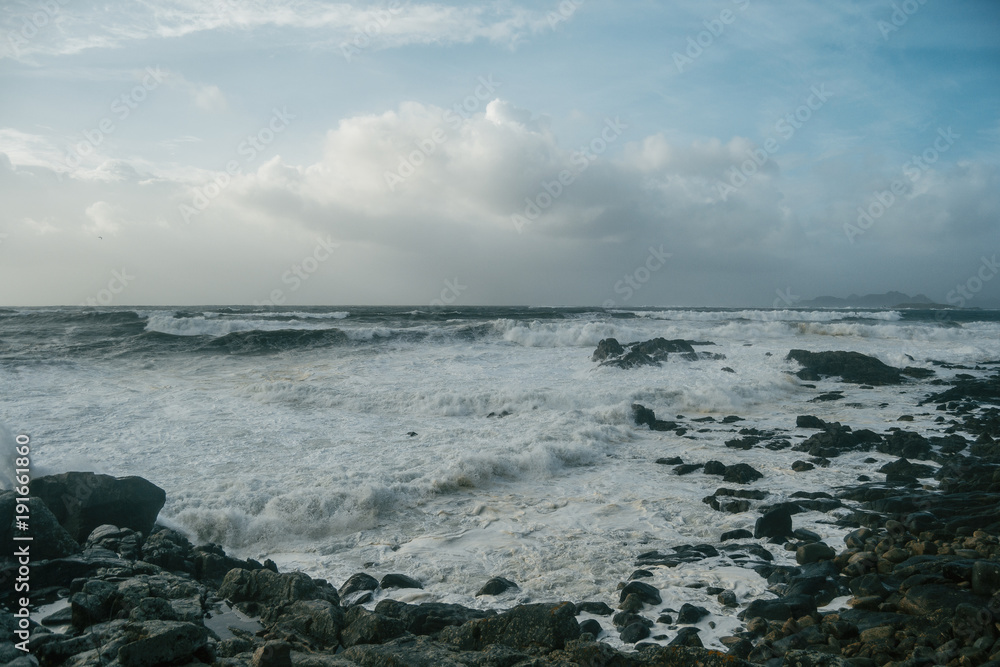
(2, 343), (999, 666)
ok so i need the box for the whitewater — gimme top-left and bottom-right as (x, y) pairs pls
(2, 305), (998, 650)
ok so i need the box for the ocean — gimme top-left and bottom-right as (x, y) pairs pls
(2, 305), (999, 649)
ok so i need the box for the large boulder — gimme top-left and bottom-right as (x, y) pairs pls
(115, 620), (209, 667)
(441, 601), (580, 651)
(786, 350), (903, 385)
(218, 568), (339, 614)
(30, 472), (166, 543)
(0, 491), (80, 560)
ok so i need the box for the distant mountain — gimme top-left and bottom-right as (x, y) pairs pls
(798, 292), (942, 308)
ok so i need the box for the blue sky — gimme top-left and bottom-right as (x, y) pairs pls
(0, 0), (998, 306)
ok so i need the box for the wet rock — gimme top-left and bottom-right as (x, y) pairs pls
(116, 620), (209, 667)
(592, 337), (625, 361)
(756, 506), (794, 540)
(674, 463), (703, 475)
(718, 590), (738, 608)
(792, 460), (815, 472)
(656, 456), (684, 465)
(669, 626), (703, 647)
(877, 430), (932, 460)
(379, 573), (423, 590)
(620, 621), (650, 643)
(218, 568), (339, 615)
(579, 618), (602, 637)
(724, 463), (763, 484)
(31, 472), (166, 543)
(340, 606), (407, 647)
(721, 529), (754, 541)
(796, 542), (836, 565)
(619, 581), (662, 605)
(251, 640), (291, 667)
(677, 603), (709, 624)
(632, 404), (677, 431)
(375, 599), (494, 635)
(575, 601), (614, 616)
(704, 460), (727, 476)
(476, 576), (518, 597)
(0, 492), (80, 560)
(796, 416), (828, 429)
(339, 572), (380, 598)
(786, 350), (904, 385)
(441, 601), (580, 651)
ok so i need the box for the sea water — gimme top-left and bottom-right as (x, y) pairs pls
(2, 306), (998, 648)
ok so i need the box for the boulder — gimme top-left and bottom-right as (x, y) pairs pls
(375, 599), (494, 635)
(619, 581), (661, 605)
(339, 572), (379, 598)
(592, 338), (625, 361)
(786, 350), (903, 385)
(476, 576), (518, 597)
(441, 601), (580, 651)
(30, 472), (166, 543)
(340, 607), (406, 647)
(0, 492), (80, 560)
(218, 568), (339, 614)
(676, 603), (709, 624)
(755, 506), (793, 540)
(115, 620), (209, 667)
(379, 573), (423, 590)
(723, 463), (763, 484)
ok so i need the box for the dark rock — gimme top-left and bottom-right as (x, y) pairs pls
(677, 603), (709, 624)
(116, 620), (209, 667)
(878, 457), (935, 479)
(629, 569), (654, 580)
(0, 492), (80, 560)
(575, 601), (614, 616)
(267, 599), (344, 646)
(811, 392), (844, 402)
(786, 350), (904, 385)
(739, 595), (816, 622)
(375, 599), (494, 635)
(723, 463), (763, 484)
(251, 641), (291, 667)
(441, 601), (580, 651)
(619, 581), (661, 605)
(141, 528), (195, 574)
(796, 416), (828, 429)
(718, 590), (738, 608)
(704, 460), (727, 476)
(877, 430), (932, 460)
(721, 529), (754, 541)
(674, 464), (703, 475)
(340, 606), (407, 647)
(795, 542), (836, 565)
(379, 573), (423, 590)
(792, 461), (815, 472)
(340, 572), (380, 598)
(632, 404), (677, 431)
(579, 618), (602, 636)
(669, 626), (703, 647)
(218, 568), (339, 614)
(722, 415), (743, 423)
(31, 472), (166, 543)
(755, 506), (793, 539)
(656, 456), (684, 465)
(592, 337), (625, 361)
(971, 561), (1000, 596)
(476, 576), (518, 597)
(620, 621), (650, 643)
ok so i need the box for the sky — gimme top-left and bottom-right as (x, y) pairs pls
(0, 0), (998, 308)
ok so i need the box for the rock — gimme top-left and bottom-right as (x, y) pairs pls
(85, 524), (142, 560)
(375, 599), (494, 635)
(579, 618), (602, 636)
(786, 350), (904, 385)
(673, 464), (703, 475)
(704, 460), (727, 476)
(782, 650), (853, 666)
(592, 338), (625, 361)
(677, 603), (709, 624)
(476, 576), (518, 597)
(972, 561), (1000, 596)
(339, 572), (380, 598)
(441, 601), (580, 651)
(740, 595), (816, 622)
(340, 606), (407, 647)
(656, 456), (684, 465)
(251, 641), (292, 667)
(267, 599), (344, 646)
(877, 430), (932, 460)
(141, 528), (195, 573)
(796, 416), (828, 429)
(792, 461), (815, 472)
(0, 492), (80, 560)
(30, 472), (166, 543)
(116, 620), (209, 667)
(619, 581), (661, 605)
(718, 590), (738, 608)
(878, 457), (935, 478)
(721, 529), (754, 541)
(620, 621), (650, 643)
(632, 404), (677, 431)
(575, 601), (614, 616)
(796, 542), (836, 565)
(755, 506), (793, 540)
(723, 463), (763, 484)
(218, 568), (339, 614)
(669, 626), (703, 647)
(379, 573), (423, 590)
